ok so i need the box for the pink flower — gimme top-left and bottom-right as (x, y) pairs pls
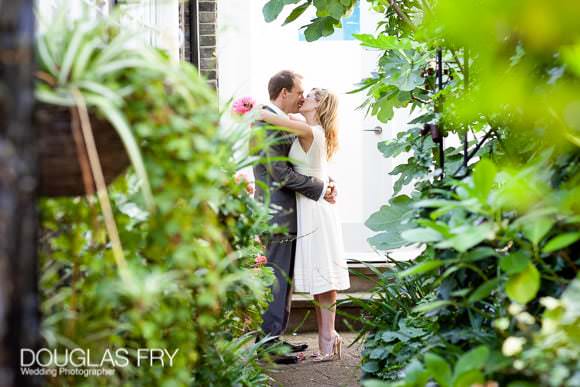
(254, 255), (268, 267)
(232, 96), (256, 115)
(235, 172), (255, 195)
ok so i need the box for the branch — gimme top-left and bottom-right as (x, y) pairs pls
(388, 0), (416, 31)
(452, 129), (493, 177)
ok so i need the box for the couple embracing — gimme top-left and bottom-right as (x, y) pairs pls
(253, 70), (350, 363)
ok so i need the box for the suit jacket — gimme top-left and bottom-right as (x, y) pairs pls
(253, 105), (325, 233)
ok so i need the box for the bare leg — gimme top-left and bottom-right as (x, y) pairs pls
(313, 294), (323, 353)
(316, 290), (337, 355)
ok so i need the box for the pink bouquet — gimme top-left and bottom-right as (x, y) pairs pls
(232, 96), (256, 115)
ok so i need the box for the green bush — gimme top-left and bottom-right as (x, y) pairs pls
(266, 0), (580, 385)
(37, 14), (275, 386)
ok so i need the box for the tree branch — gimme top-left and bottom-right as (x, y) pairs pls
(388, 0), (416, 31)
(452, 129), (494, 177)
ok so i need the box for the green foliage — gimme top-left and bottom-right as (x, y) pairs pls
(37, 14), (275, 386)
(267, 0), (580, 385)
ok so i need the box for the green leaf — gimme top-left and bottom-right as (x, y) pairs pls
(500, 252), (530, 274)
(462, 247), (499, 261)
(283, 1), (311, 25)
(401, 228), (443, 243)
(361, 360), (380, 373)
(398, 260), (444, 278)
(412, 300), (452, 313)
(365, 195), (414, 232)
(472, 159), (497, 202)
(378, 140), (407, 158)
(543, 232), (580, 253)
(367, 230), (410, 250)
(425, 353), (452, 387)
(353, 34), (413, 50)
(263, 0), (285, 23)
(87, 96), (155, 210)
(521, 216), (555, 246)
(452, 370), (485, 387)
(437, 223), (495, 252)
(468, 278), (499, 303)
(505, 263), (540, 304)
(453, 345), (489, 378)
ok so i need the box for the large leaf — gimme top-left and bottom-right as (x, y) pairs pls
(499, 252), (530, 274)
(453, 345), (489, 379)
(425, 353), (452, 387)
(505, 263), (540, 304)
(472, 158), (497, 203)
(521, 215), (555, 246)
(381, 50), (427, 91)
(436, 223), (495, 252)
(402, 228), (443, 243)
(263, 0), (301, 23)
(304, 16), (337, 41)
(365, 195), (414, 232)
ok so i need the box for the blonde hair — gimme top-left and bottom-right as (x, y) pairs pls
(313, 88), (339, 160)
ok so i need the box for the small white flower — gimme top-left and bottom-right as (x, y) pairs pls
(514, 360), (525, 370)
(540, 297), (560, 310)
(508, 303), (524, 315)
(502, 336), (526, 356)
(516, 312), (536, 325)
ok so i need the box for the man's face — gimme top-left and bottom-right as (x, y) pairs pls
(286, 78), (305, 114)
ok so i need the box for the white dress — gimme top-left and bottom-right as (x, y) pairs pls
(291, 125), (350, 295)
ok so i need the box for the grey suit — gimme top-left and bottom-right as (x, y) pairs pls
(254, 105), (325, 337)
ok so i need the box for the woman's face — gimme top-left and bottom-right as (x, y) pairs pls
(298, 90), (319, 114)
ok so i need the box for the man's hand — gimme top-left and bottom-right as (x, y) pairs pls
(323, 181), (337, 204)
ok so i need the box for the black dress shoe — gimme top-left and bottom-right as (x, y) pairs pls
(280, 340), (308, 353)
(273, 353), (304, 364)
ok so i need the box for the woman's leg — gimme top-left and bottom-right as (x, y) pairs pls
(316, 290), (337, 354)
(313, 294), (323, 352)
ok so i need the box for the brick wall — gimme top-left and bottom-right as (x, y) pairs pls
(182, 0), (218, 89)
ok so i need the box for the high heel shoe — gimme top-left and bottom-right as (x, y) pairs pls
(313, 333), (342, 362)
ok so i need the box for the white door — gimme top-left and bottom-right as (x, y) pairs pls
(218, 1), (419, 262)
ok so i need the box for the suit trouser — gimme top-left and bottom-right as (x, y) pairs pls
(261, 234), (297, 338)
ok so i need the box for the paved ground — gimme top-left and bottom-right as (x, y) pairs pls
(267, 332), (363, 387)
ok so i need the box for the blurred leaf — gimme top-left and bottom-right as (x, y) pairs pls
(506, 263), (541, 304)
(500, 252), (531, 274)
(398, 260), (444, 278)
(401, 228), (443, 243)
(425, 353), (452, 387)
(521, 216), (555, 246)
(472, 159), (497, 202)
(354, 34), (414, 50)
(468, 278), (500, 303)
(542, 231), (580, 253)
(453, 345), (489, 379)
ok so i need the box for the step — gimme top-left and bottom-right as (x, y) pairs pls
(287, 292), (375, 333)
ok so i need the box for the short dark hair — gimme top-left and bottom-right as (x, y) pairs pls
(268, 70), (302, 100)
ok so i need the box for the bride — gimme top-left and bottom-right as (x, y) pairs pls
(257, 88), (350, 362)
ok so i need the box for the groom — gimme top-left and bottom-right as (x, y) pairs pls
(253, 70), (337, 363)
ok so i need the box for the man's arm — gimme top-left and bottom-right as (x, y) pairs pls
(266, 137), (326, 201)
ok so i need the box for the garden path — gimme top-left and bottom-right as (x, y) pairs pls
(268, 332), (362, 387)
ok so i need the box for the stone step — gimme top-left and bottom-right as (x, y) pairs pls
(287, 262), (392, 333)
(287, 292), (374, 333)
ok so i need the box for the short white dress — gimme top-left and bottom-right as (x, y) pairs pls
(291, 125), (350, 295)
